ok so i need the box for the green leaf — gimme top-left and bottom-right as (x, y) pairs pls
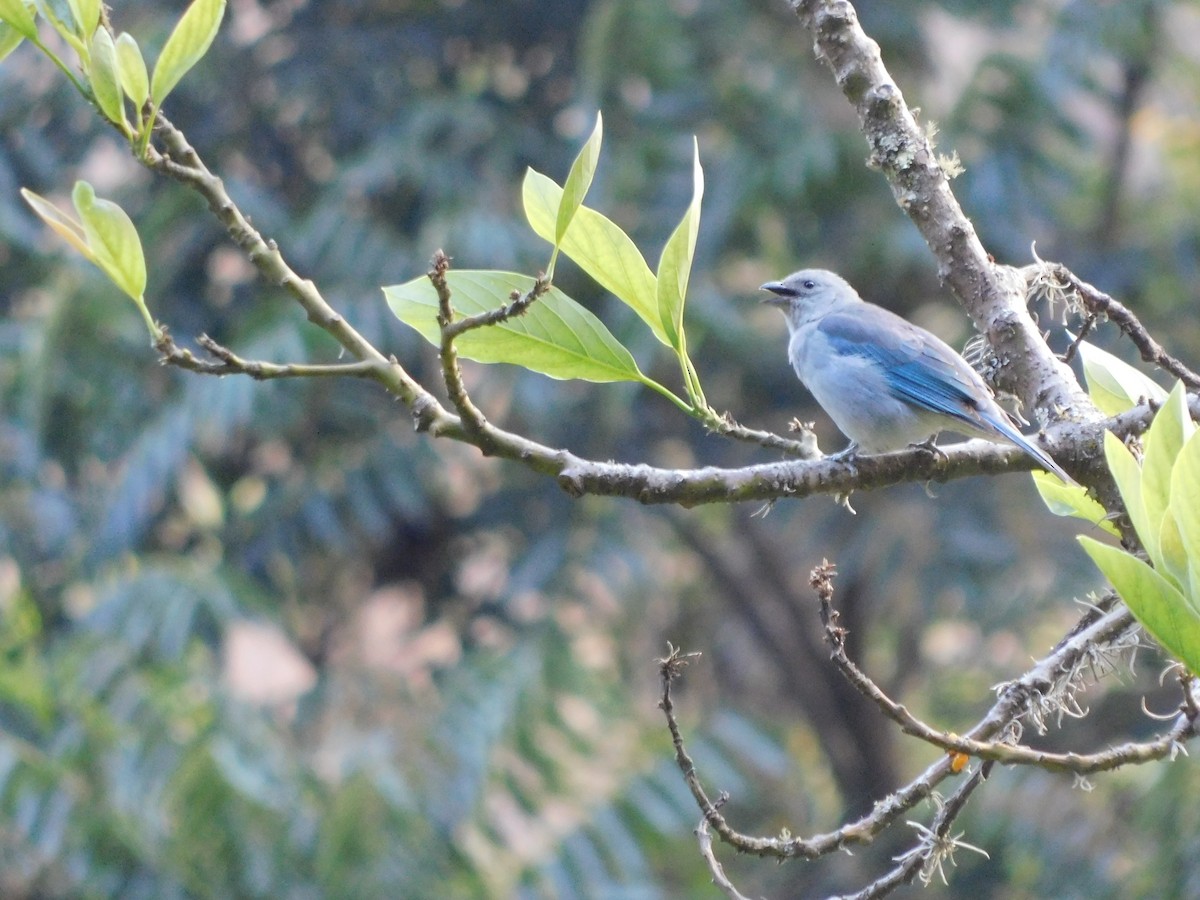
(1104, 431), (1157, 563)
(1143, 381), (1194, 529)
(522, 168), (663, 344)
(71, 180), (146, 300)
(383, 270), (647, 384)
(1157, 508), (1190, 598)
(21, 187), (94, 260)
(0, 21), (26, 61)
(1031, 471), (1119, 537)
(115, 31), (149, 109)
(68, 0), (95, 36)
(554, 112), (602, 252)
(88, 27), (127, 131)
(151, 0), (226, 106)
(1080, 536), (1200, 675)
(1171, 431), (1200, 608)
(1077, 338), (1167, 416)
(0, 0), (36, 40)
(34, 0), (83, 54)
(655, 137), (703, 350)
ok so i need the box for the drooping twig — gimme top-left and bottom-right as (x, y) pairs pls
(658, 642), (955, 861)
(659, 564), (1175, 879)
(811, 561), (1200, 775)
(695, 818), (752, 900)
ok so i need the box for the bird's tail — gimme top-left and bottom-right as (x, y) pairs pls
(983, 413), (1078, 487)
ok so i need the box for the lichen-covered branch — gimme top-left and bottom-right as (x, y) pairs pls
(813, 561), (1198, 776)
(658, 568), (1155, 877)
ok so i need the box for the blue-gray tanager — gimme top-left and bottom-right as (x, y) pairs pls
(760, 268), (1074, 483)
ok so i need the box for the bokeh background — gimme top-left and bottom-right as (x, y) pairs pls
(2, 0), (1200, 896)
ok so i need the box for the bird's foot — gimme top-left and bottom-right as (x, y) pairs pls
(908, 435), (948, 462)
(826, 441), (860, 463)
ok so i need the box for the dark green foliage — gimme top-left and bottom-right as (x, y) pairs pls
(2, 0), (1200, 896)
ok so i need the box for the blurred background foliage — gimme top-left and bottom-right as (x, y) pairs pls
(2, 0), (1200, 895)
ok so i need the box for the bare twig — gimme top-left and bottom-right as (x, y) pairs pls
(658, 641), (953, 861)
(441, 270), (552, 340)
(155, 331), (383, 380)
(696, 819), (753, 900)
(710, 416), (821, 459)
(428, 250), (490, 434)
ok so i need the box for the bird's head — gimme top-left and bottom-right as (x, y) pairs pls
(760, 268), (862, 330)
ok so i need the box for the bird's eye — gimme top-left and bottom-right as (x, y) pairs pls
(802, 280), (816, 289)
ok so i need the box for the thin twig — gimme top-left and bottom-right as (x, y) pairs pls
(1050, 263), (1200, 389)
(838, 764), (992, 900)
(144, 115), (446, 419)
(696, 818), (753, 900)
(710, 416), (821, 459)
(658, 642), (951, 860)
(442, 270), (552, 340)
(428, 250), (490, 433)
(156, 331), (383, 380)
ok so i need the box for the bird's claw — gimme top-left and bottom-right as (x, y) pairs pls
(908, 435), (948, 462)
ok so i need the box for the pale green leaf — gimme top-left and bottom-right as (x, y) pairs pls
(72, 180), (146, 300)
(70, 0), (95, 36)
(34, 0), (83, 54)
(555, 111), (602, 249)
(0, 0), (36, 40)
(0, 21), (26, 61)
(115, 32), (149, 108)
(1077, 338), (1168, 416)
(1031, 471), (1119, 537)
(1157, 508), (1189, 598)
(1142, 382), (1191, 558)
(1080, 536), (1200, 675)
(1171, 431), (1200, 608)
(383, 270), (646, 384)
(88, 27), (127, 130)
(522, 168), (663, 344)
(1104, 431), (1157, 564)
(21, 187), (94, 260)
(151, 0), (226, 106)
(655, 137), (703, 350)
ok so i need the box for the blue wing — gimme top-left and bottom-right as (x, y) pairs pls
(817, 307), (1077, 484)
(817, 308), (988, 427)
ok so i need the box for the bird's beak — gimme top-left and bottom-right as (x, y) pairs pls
(759, 281), (789, 305)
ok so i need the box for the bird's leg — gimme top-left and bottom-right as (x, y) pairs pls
(826, 441), (860, 462)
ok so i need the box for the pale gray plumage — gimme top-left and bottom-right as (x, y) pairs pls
(760, 268), (1074, 484)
